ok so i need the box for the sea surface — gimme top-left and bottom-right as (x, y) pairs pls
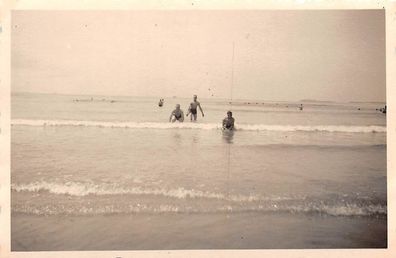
(11, 92), (387, 250)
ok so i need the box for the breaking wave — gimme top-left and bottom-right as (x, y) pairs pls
(12, 201), (386, 217)
(11, 119), (386, 133)
(12, 181), (386, 217)
(11, 181), (288, 202)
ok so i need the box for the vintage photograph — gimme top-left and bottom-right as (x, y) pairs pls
(10, 10), (386, 250)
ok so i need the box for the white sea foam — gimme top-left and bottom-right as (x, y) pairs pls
(12, 202), (386, 217)
(11, 119), (386, 133)
(11, 181), (386, 217)
(11, 181), (287, 202)
(217, 203), (387, 217)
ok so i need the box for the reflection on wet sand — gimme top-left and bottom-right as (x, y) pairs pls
(222, 130), (234, 144)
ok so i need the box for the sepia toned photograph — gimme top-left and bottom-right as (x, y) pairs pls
(10, 9), (386, 251)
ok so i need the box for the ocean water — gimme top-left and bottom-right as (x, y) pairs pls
(11, 92), (387, 250)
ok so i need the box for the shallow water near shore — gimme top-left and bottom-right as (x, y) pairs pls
(11, 92), (387, 250)
(12, 212), (387, 250)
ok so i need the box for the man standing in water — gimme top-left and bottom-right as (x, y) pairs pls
(169, 104), (184, 122)
(186, 95), (204, 121)
(222, 111), (235, 130)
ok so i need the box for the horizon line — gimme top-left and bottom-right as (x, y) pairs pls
(10, 90), (387, 104)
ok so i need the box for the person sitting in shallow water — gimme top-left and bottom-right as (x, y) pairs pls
(222, 111), (235, 130)
(169, 104), (184, 122)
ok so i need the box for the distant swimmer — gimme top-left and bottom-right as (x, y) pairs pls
(299, 104), (303, 111)
(222, 111), (235, 130)
(158, 99), (164, 107)
(381, 105), (387, 114)
(169, 104), (184, 122)
(186, 95), (204, 121)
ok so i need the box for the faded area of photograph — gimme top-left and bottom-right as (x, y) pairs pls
(11, 10), (386, 250)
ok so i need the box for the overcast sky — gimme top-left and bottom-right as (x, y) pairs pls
(11, 10), (385, 102)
